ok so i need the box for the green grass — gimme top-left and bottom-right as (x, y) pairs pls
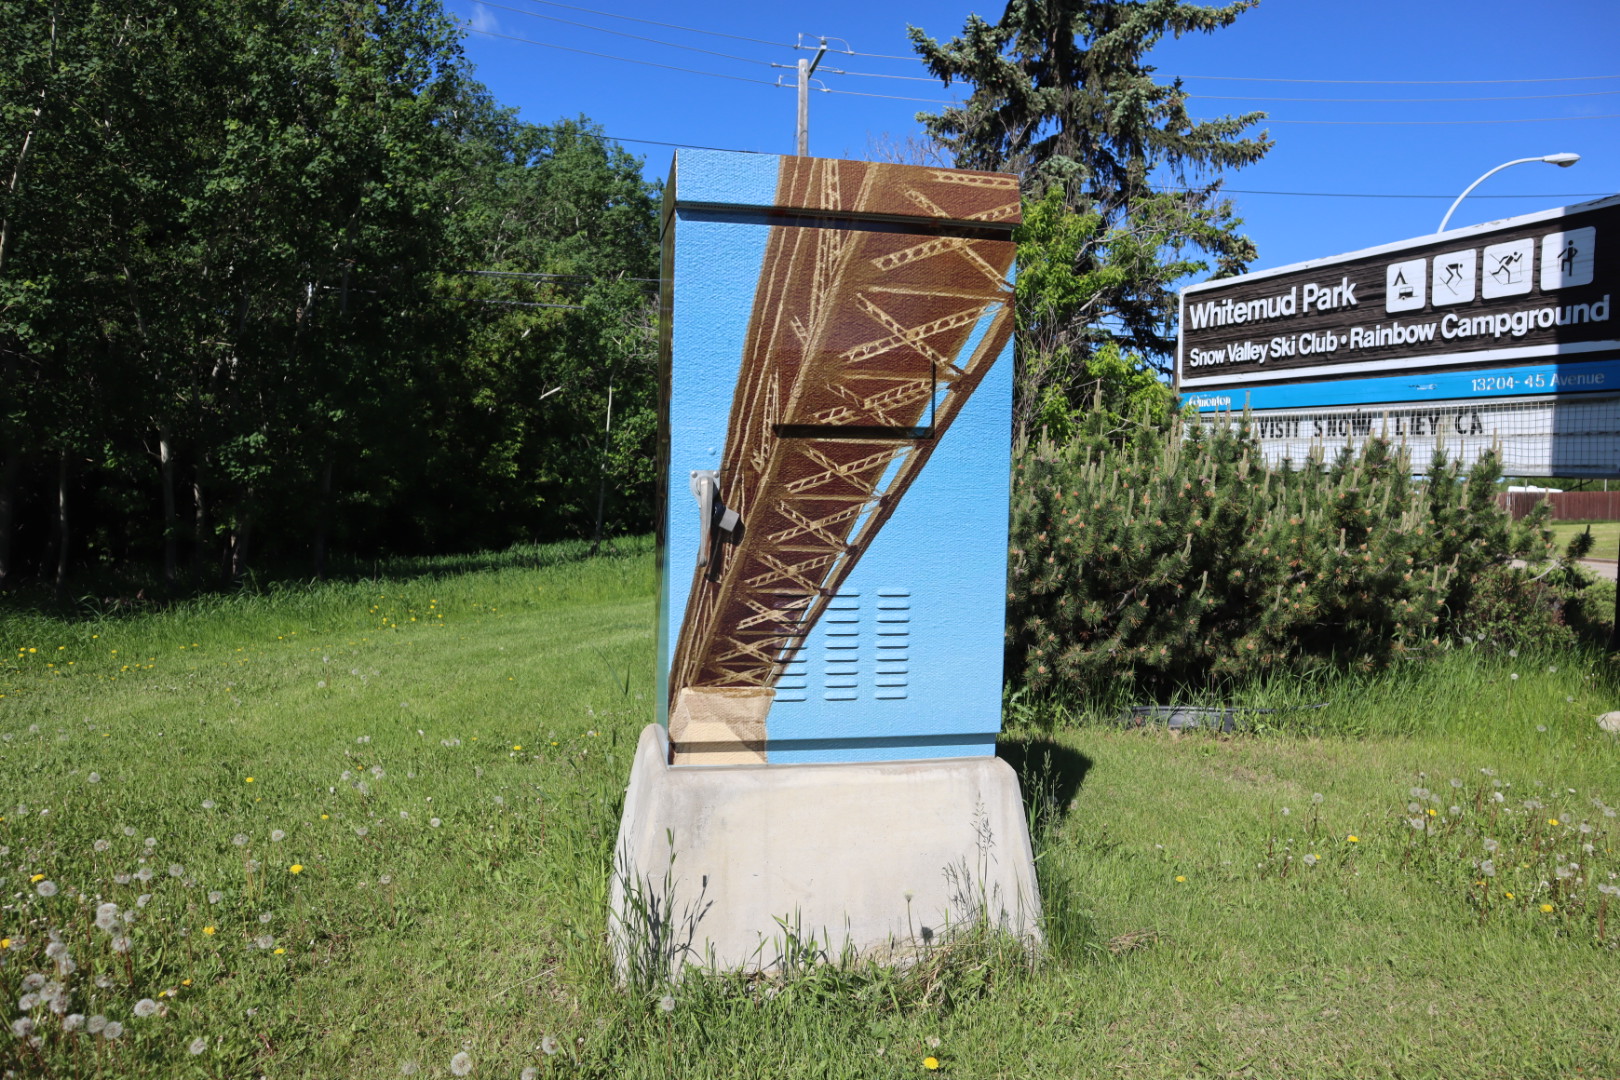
(1549, 520), (1620, 560)
(3, 538), (1619, 1079)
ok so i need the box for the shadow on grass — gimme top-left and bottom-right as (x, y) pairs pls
(0, 535), (655, 624)
(997, 736), (1093, 822)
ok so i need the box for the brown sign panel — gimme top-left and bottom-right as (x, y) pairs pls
(1177, 196), (1620, 392)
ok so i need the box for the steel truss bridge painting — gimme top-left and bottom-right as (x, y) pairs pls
(660, 152), (1020, 764)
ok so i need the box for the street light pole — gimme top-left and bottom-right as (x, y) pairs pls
(1436, 153), (1580, 233)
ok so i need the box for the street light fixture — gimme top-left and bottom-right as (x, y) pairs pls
(1437, 153), (1581, 233)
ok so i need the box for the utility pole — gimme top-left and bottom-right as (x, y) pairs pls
(796, 38), (827, 156)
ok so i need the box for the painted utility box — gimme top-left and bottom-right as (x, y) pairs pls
(657, 150), (1021, 765)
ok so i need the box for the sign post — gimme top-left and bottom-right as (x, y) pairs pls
(610, 151), (1040, 975)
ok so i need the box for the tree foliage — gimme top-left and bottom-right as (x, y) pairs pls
(1007, 407), (1591, 696)
(909, 0), (1272, 424)
(0, 2), (659, 591)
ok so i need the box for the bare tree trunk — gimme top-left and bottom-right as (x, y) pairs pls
(0, 439), (18, 589)
(159, 428), (177, 587)
(313, 458), (333, 579)
(52, 448), (68, 597)
(230, 488), (253, 582)
(191, 469), (208, 585)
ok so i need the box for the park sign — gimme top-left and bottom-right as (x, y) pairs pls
(1176, 194), (1620, 477)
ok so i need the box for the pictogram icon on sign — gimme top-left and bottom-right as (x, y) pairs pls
(1481, 238), (1534, 299)
(1431, 249), (1477, 306)
(1385, 257), (1426, 313)
(1540, 226), (1595, 290)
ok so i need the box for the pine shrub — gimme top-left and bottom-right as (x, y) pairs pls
(1007, 409), (1566, 697)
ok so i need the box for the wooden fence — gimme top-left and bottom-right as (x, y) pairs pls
(1497, 491), (1620, 521)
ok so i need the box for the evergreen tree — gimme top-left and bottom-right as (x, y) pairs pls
(909, 0), (1272, 412)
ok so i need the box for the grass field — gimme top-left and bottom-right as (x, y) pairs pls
(3, 538), (1619, 1079)
(1550, 520), (1620, 561)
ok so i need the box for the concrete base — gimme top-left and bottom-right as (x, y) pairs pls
(609, 724), (1041, 978)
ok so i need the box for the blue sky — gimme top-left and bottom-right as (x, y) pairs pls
(444, 0), (1620, 273)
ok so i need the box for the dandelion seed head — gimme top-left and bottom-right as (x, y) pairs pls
(144, 837), (156, 849)
(189, 1036), (208, 1055)
(62, 1014), (84, 1032)
(137, 894), (153, 908)
(208, 891), (223, 904)
(1303, 853), (1319, 866)
(11, 1017), (33, 1037)
(1311, 793), (1324, 804)
(658, 994), (676, 1014)
(541, 1035), (560, 1056)
(255, 935), (274, 950)
(93, 838), (109, 852)
(232, 834), (249, 847)
(269, 830), (285, 843)
(133, 998), (158, 1018)
(1481, 859), (1496, 876)
(201, 799), (215, 809)
(103, 1021), (123, 1040)
(135, 867), (154, 882)
(87, 1015), (107, 1034)
(450, 1051), (473, 1076)
(399, 1062), (418, 1077)
(168, 864), (184, 877)
(111, 934), (131, 954)
(259, 912), (272, 923)
(523, 1068), (539, 1080)
(35, 880), (57, 897)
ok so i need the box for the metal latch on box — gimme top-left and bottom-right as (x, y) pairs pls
(690, 470), (741, 569)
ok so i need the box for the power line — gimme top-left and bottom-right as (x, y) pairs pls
(1223, 113), (1620, 125)
(808, 42), (1620, 86)
(465, 0), (773, 66)
(513, 0), (793, 48)
(807, 85), (958, 105)
(466, 27), (778, 86)
(1179, 73), (1620, 85)
(1188, 89), (1620, 103)
(1169, 187), (1614, 200)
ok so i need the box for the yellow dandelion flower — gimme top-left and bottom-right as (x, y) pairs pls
(1540, 903), (1554, 913)
(320, 814), (329, 820)
(1175, 876), (1187, 883)
(202, 926), (216, 935)
(512, 745), (522, 751)
(274, 947), (286, 955)
(288, 864), (303, 874)
(181, 979), (192, 987)
(1504, 891), (1514, 899)
(923, 1057), (940, 1071)
(1426, 808), (1437, 817)
(1346, 835), (1359, 843)
(0, 938), (10, 949)
(244, 777), (254, 784)
(1548, 818), (1560, 826)
(30, 873), (44, 883)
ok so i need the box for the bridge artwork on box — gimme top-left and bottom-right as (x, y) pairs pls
(658, 150), (1021, 766)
